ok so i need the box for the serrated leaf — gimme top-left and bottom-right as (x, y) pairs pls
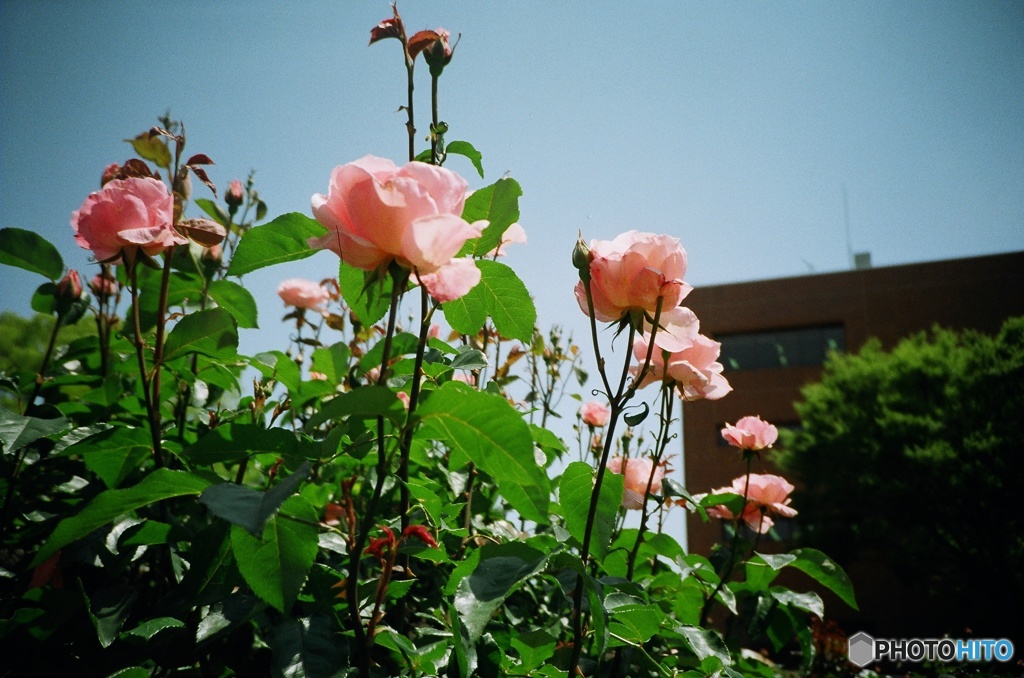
(162, 308), (238, 363)
(200, 461), (310, 536)
(449, 347), (489, 370)
(304, 386), (406, 429)
(230, 495), (319, 613)
(674, 624), (732, 665)
(417, 382), (549, 523)
(269, 615), (347, 678)
(454, 542), (548, 643)
(608, 604), (663, 645)
(0, 408), (69, 454)
(770, 588), (824, 619)
(208, 279), (259, 329)
(311, 342), (351, 384)
(337, 260), (393, 326)
(459, 178), (521, 256)
(127, 132), (171, 168)
(787, 548), (858, 610)
(443, 261), (536, 341)
(559, 461), (623, 561)
(33, 469), (211, 565)
(0, 228), (64, 279)
(251, 350), (301, 394)
(227, 212), (327, 276)
(123, 616), (185, 640)
(446, 140), (484, 179)
(186, 424), (307, 465)
(81, 582), (137, 648)
(194, 198), (230, 227)
(74, 427), (151, 489)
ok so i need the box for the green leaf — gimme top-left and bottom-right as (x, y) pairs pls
(0, 408), (69, 454)
(230, 495), (319, 613)
(123, 616), (185, 640)
(311, 342), (351, 384)
(744, 552), (796, 592)
(162, 308), (238, 363)
(81, 582), (137, 648)
(200, 461), (310, 536)
(509, 630), (556, 673)
(673, 624), (732, 665)
(787, 548), (858, 610)
(251, 350), (301, 395)
(443, 261), (536, 342)
(608, 604), (663, 645)
(194, 198), (230, 227)
(446, 140), (484, 179)
(454, 542), (548, 643)
(417, 382), (549, 523)
(33, 469), (211, 565)
(304, 386), (406, 429)
(76, 427), (151, 489)
(770, 588), (824, 620)
(449, 347), (489, 371)
(208, 279), (259, 329)
(30, 282), (57, 314)
(623, 402), (650, 427)
(227, 212), (327, 276)
(337, 260), (393, 326)
(127, 132), (171, 168)
(186, 424), (307, 465)
(459, 178), (521, 256)
(0, 228), (64, 280)
(269, 615), (347, 678)
(559, 461), (623, 562)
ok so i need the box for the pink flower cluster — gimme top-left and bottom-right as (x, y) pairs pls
(607, 456), (665, 510)
(574, 232), (731, 402)
(309, 156), (485, 302)
(704, 473), (797, 534)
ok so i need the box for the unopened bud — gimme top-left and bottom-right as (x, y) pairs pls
(88, 272), (118, 298)
(423, 29), (454, 77)
(572, 233), (592, 283)
(57, 270), (83, 303)
(101, 163), (120, 186)
(226, 179), (244, 214)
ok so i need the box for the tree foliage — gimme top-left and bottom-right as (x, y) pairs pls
(778, 317), (1024, 637)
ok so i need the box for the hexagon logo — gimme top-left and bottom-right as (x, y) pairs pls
(848, 631), (875, 667)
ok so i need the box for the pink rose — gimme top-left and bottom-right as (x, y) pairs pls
(721, 416), (778, 451)
(71, 177), (181, 263)
(309, 155), (485, 302)
(705, 473), (797, 534)
(579, 401), (610, 427)
(631, 333), (731, 401)
(56, 270), (83, 303)
(277, 278), (331, 310)
(574, 230), (691, 323)
(427, 324), (441, 339)
(607, 456), (665, 510)
(397, 391), (411, 409)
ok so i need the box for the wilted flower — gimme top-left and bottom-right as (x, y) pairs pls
(607, 456), (665, 510)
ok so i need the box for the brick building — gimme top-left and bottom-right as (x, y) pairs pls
(680, 250), (1024, 634)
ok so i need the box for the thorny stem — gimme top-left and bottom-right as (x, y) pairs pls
(626, 383), (675, 580)
(398, 286), (435, 531)
(570, 295), (664, 676)
(347, 277), (403, 677)
(700, 456), (754, 626)
(430, 75), (440, 165)
(128, 259), (158, 462)
(147, 248), (177, 469)
(405, 55), (416, 162)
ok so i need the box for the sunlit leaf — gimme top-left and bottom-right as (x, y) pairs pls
(559, 461), (623, 561)
(208, 279), (259, 329)
(227, 212), (326, 276)
(0, 228), (64, 280)
(443, 261), (536, 341)
(162, 308), (238, 363)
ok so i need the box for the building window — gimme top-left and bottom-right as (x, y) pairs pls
(716, 325), (845, 371)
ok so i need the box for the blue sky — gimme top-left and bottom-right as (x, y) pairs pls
(3, 0), (1023, 383)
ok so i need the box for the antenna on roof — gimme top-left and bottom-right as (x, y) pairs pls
(843, 185), (853, 269)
